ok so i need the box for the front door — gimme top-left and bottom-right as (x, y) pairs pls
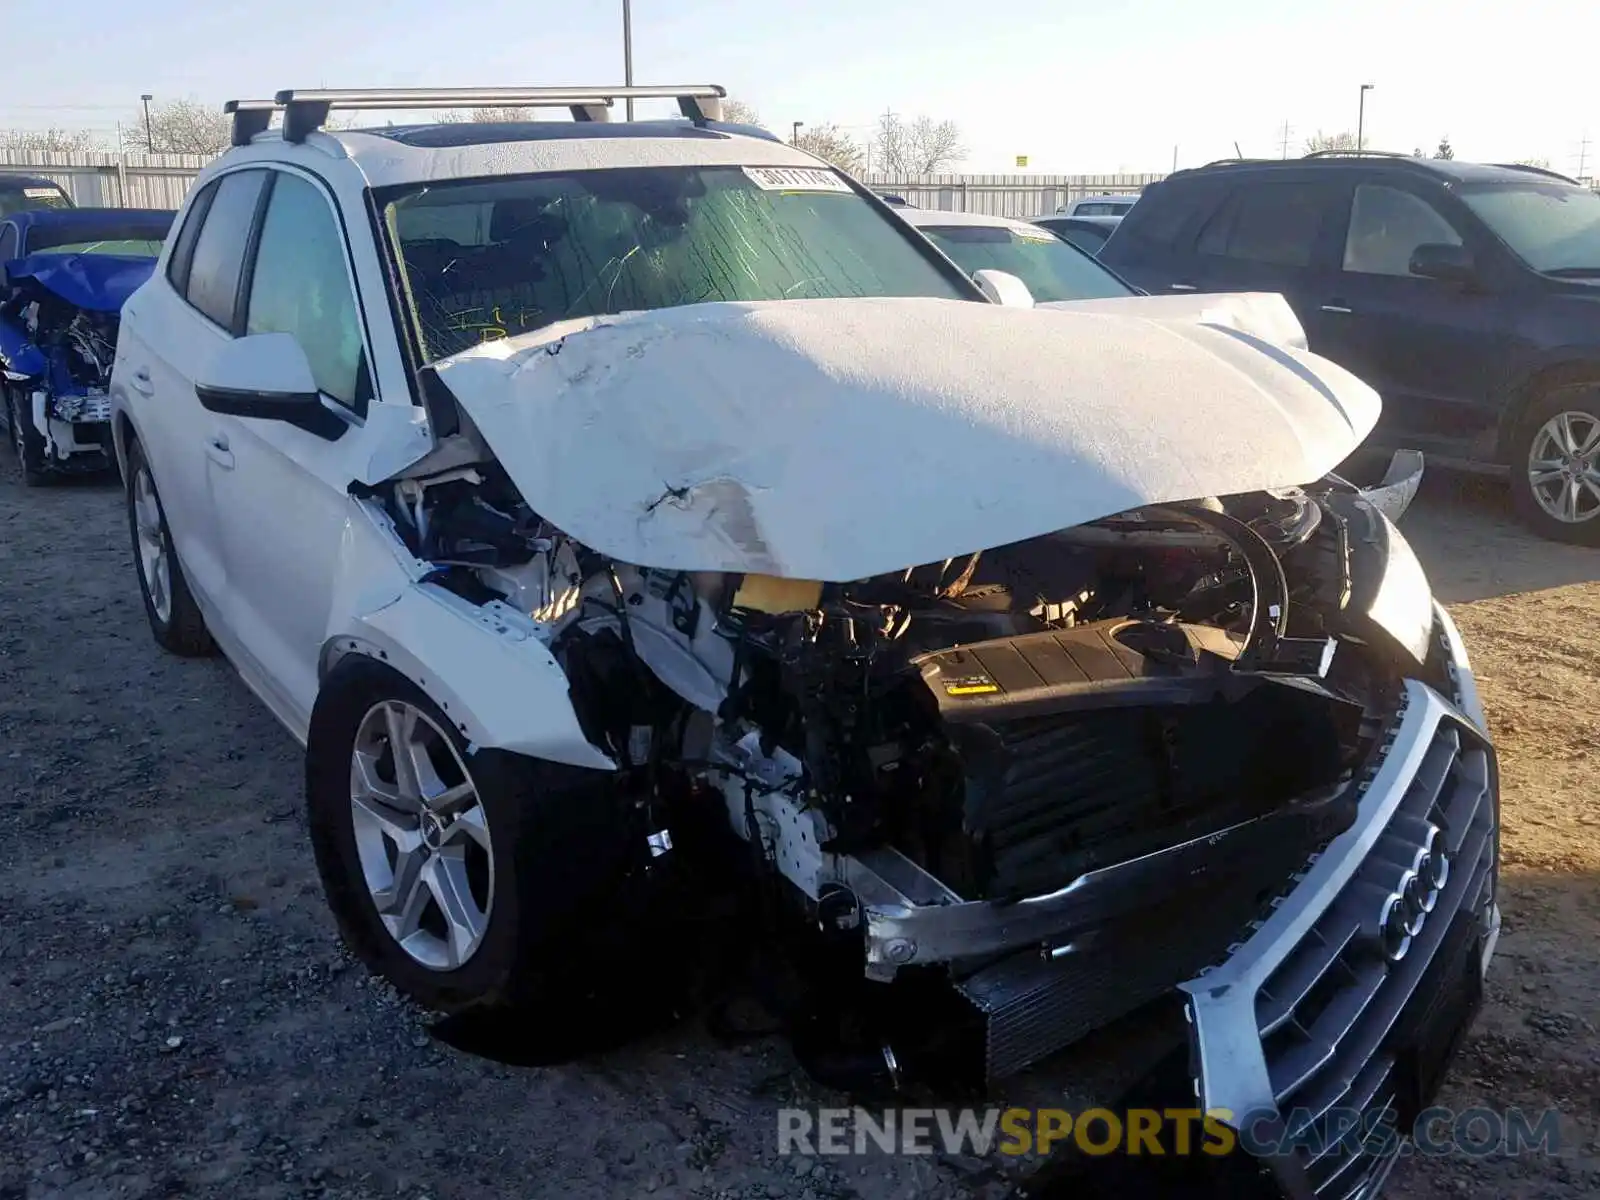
(1315, 181), (1510, 450)
(203, 167), (382, 734)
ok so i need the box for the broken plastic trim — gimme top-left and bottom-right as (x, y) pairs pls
(1149, 503), (1336, 678)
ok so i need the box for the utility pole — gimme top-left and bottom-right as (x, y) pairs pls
(1171, 144), (1178, 173)
(621, 1), (635, 120)
(791, 121), (804, 146)
(1357, 83), (1374, 153)
(1578, 132), (1591, 183)
(140, 93), (154, 153)
(878, 107), (897, 173)
(1278, 120), (1293, 158)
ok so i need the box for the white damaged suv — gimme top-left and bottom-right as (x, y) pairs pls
(111, 86), (1499, 1190)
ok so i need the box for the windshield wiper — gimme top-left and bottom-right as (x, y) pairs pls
(1542, 266), (1600, 278)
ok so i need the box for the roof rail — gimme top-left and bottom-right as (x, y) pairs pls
(1302, 148), (1412, 159)
(224, 85), (728, 146)
(1194, 156), (1275, 169)
(1489, 162), (1582, 184)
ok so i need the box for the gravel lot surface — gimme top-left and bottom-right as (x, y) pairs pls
(1, 460), (1595, 1200)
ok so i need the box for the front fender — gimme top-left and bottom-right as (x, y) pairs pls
(322, 499), (615, 772)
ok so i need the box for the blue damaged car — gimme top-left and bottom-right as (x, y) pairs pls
(1, 207), (172, 484)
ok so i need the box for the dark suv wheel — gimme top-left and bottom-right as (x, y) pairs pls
(1509, 384), (1600, 546)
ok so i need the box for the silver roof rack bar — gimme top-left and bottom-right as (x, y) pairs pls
(221, 85), (727, 144)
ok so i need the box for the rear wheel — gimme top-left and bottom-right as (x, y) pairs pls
(125, 439), (213, 655)
(306, 658), (637, 1012)
(5, 385), (49, 487)
(1509, 385), (1600, 545)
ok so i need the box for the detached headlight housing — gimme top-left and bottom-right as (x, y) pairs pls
(1323, 493), (1434, 669)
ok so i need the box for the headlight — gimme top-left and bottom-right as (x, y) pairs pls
(1363, 508), (1434, 666)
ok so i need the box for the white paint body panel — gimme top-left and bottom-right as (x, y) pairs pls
(1040, 291), (1310, 351)
(433, 295), (1382, 581)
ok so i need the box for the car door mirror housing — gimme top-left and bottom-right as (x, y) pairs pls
(195, 332), (347, 440)
(973, 269), (1036, 308)
(1409, 242), (1477, 285)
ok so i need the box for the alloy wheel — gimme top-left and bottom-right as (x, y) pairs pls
(131, 466), (172, 624)
(349, 700), (494, 971)
(1526, 410), (1600, 525)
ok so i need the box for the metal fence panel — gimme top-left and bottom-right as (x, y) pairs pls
(858, 173), (1167, 218)
(1, 150), (208, 210)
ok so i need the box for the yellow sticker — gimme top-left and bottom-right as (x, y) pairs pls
(946, 678), (999, 696)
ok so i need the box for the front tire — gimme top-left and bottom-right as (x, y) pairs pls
(1509, 384), (1600, 546)
(6, 386), (50, 487)
(306, 657), (637, 1013)
(124, 438), (214, 655)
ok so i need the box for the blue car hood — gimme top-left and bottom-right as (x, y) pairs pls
(4, 252), (156, 312)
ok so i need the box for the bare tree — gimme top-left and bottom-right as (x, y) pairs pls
(123, 99), (232, 156)
(793, 124), (864, 173)
(873, 112), (965, 173)
(1434, 136), (1455, 160)
(0, 127), (102, 155)
(1303, 130), (1359, 154)
(1513, 156), (1552, 169)
(434, 106), (538, 124)
(721, 99), (760, 126)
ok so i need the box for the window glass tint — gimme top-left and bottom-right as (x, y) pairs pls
(30, 239), (165, 258)
(166, 181), (216, 294)
(247, 173), (365, 408)
(1343, 185), (1462, 276)
(920, 223), (1132, 301)
(185, 170), (267, 328)
(0, 186), (71, 217)
(0, 226), (16, 264)
(1197, 182), (1339, 268)
(1460, 183), (1600, 274)
(383, 166), (971, 361)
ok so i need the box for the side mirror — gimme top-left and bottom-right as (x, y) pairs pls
(1409, 242), (1477, 285)
(973, 268), (1035, 308)
(195, 332), (346, 440)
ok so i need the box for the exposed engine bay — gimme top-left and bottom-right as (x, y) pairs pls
(363, 457), (1436, 1083)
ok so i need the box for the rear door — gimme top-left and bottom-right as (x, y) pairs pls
(1316, 180), (1511, 448)
(1183, 177), (1352, 347)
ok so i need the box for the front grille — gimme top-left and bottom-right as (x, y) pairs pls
(1257, 721), (1493, 1194)
(1183, 681), (1499, 1200)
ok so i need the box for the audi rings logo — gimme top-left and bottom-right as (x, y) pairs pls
(1378, 827), (1452, 962)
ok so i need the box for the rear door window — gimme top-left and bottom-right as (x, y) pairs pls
(1196, 181), (1345, 269)
(184, 170), (269, 329)
(166, 181), (219, 295)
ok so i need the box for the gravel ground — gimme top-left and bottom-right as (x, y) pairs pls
(1, 458), (1596, 1200)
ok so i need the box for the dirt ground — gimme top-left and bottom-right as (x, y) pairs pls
(0, 459), (1596, 1200)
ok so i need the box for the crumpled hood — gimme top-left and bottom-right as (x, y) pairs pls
(3, 252), (155, 313)
(431, 296), (1381, 581)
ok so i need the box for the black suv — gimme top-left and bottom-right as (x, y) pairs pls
(1100, 153), (1600, 543)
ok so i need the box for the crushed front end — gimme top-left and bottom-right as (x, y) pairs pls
(369, 447), (1497, 1143)
(1, 253), (151, 477)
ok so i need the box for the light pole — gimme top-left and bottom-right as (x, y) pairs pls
(622, 1), (635, 120)
(1357, 83), (1374, 153)
(791, 121), (804, 145)
(140, 94), (154, 152)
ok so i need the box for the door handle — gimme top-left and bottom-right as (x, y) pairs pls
(204, 435), (234, 470)
(1169, 282), (1199, 292)
(1321, 304), (1354, 314)
(129, 369), (155, 396)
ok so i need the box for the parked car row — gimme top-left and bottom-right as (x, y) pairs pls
(44, 85), (1500, 1199)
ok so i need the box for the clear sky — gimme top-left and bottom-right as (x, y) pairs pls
(4, 0), (1596, 174)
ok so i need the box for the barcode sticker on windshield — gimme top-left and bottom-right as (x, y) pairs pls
(23, 187), (59, 198)
(742, 166), (851, 194)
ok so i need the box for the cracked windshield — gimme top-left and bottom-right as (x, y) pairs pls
(384, 164), (969, 359)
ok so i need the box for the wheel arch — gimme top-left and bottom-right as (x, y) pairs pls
(318, 591), (616, 774)
(1496, 358), (1600, 461)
